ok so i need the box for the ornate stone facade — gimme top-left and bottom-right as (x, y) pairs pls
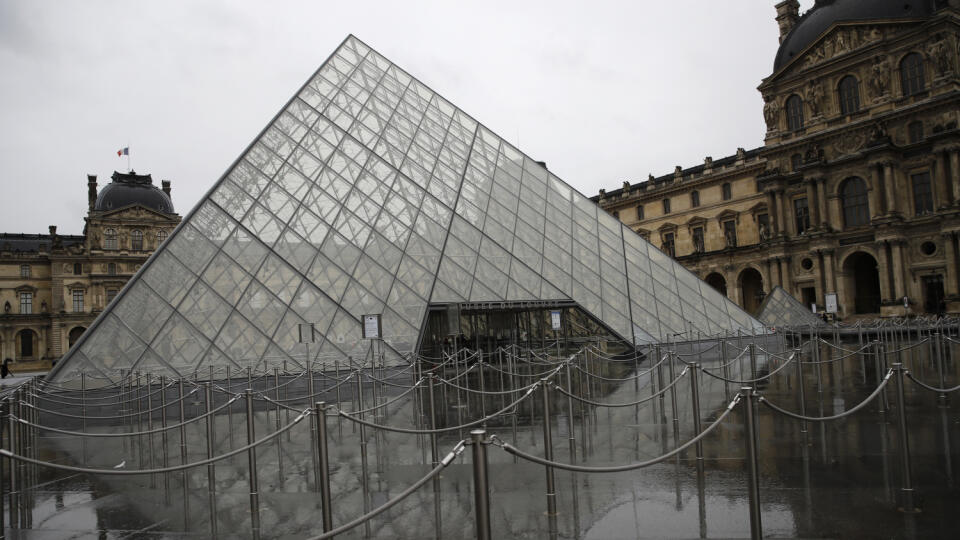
(0, 172), (180, 366)
(597, 1), (960, 320)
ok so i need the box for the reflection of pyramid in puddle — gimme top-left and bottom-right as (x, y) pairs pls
(756, 285), (824, 328)
(49, 35), (762, 383)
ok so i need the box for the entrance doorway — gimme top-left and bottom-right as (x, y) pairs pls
(843, 252), (882, 314)
(922, 275), (945, 315)
(705, 272), (727, 297)
(738, 268), (765, 315)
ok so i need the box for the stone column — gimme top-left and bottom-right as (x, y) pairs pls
(766, 191), (780, 236)
(823, 249), (837, 294)
(781, 190), (793, 237)
(779, 257), (792, 295)
(805, 180), (819, 228)
(868, 164), (883, 217)
(816, 178), (828, 228)
(943, 232), (959, 296)
(883, 162), (898, 215)
(763, 258), (776, 291)
(934, 151), (951, 209)
(951, 150), (960, 205)
(774, 190), (785, 237)
(890, 241), (906, 300)
(876, 242), (893, 302)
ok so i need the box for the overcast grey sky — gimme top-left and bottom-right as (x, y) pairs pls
(0, 0), (813, 235)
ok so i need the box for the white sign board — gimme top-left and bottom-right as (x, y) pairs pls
(903, 296), (909, 309)
(825, 293), (838, 314)
(362, 314), (381, 339)
(550, 310), (562, 331)
(811, 304), (817, 314)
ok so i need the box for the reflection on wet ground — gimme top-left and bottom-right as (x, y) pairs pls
(3, 332), (959, 539)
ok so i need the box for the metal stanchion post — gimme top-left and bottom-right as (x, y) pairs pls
(564, 363), (577, 463)
(204, 383), (218, 537)
(540, 380), (557, 519)
(892, 363), (918, 513)
(741, 387), (762, 540)
(876, 342), (889, 412)
(178, 378), (188, 529)
(314, 402), (334, 533)
(690, 363), (703, 461)
(935, 332), (948, 406)
(471, 429), (492, 540)
(749, 343), (758, 386)
(795, 349), (807, 434)
(160, 375), (170, 505)
(244, 390), (261, 539)
(356, 370), (371, 538)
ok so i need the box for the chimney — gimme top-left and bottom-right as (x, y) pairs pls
(87, 174), (98, 210)
(162, 180), (171, 197)
(775, 0), (801, 43)
(49, 225), (57, 236)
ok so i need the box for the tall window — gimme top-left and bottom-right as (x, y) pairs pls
(721, 182), (732, 201)
(636, 205), (644, 220)
(901, 53), (926, 96)
(157, 230), (168, 244)
(73, 262), (82, 275)
(911, 172), (933, 215)
(20, 264), (30, 278)
(838, 75), (860, 115)
(722, 220), (737, 248)
(662, 198), (671, 214)
(841, 177), (870, 228)
(131, 229), (143, 250)
(785, 94), (804, 131)
(690, 190), (700, 208)
(104, 228), (118, 250)
(908, 121), (924, 143)
(794, 197), (810, 234)
(662, 232), (675, 257)
(106, 289), (119, 305)
(19, 292), (32, 314)
(692, 227), (705, 253)
(72, 290), (84, 313)
(107, 263), (117, 275)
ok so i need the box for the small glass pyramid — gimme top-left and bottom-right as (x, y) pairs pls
(49, 35), (763, 382)
(756, 286), (824, 328)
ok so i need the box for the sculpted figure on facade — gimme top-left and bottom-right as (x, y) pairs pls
(928, 36), (953, 78)
(805, 79), (825, 117)
(763, 95), (780, 132)
(869, 55), (890, 100)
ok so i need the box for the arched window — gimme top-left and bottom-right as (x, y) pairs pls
(901, 53), (926, 96)
(636, 205), (644, 220)
(131, 229), (143, 251)
(721, 182), (732, 201)
(662, 198), (671, 214)
(690, 190), (700, 208)
(785, 94), (804, 131)
(838, 76), (860, 115)
(103, 228), (118, 250)
(107, 263), (117, 275)
(157, 230), (168, 244)
(68, 327), (86, 348)
(841, 177), (870, 228)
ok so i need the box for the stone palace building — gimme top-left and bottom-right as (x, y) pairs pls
(596, 0), (960, 320)
(0, 171), (179, 366)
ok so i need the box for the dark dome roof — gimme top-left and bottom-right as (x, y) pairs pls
(94, 171), (174, 213)
(774, 0), (937, 72)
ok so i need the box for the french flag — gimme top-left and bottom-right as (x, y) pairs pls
(117, 147), (129, 157)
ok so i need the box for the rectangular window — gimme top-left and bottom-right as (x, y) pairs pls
(72, 290), (84, 313)
(662, 198), (671, 214)
(662, 232), (675, 257)
(692, 227), (705, 253)
(722, 220), (737, 248)
(636, 205), (644, 220)
(106, 289), (119, 305)
(722, 183), (732, 201)
(20, 264), (30, 278)
(911, 172), (933, 215)
(19, 292), (32, 314)
(794, 197), (810, 234)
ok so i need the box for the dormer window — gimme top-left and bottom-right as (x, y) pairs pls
(785, 94), (804, 131)
(900, 53), (926, 97)
(838, 76), (860, 115)
(104, 228), (118, 250)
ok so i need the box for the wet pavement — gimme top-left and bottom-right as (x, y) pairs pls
(4, 335), (959, 538)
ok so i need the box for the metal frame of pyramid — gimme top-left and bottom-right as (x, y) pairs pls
(756, 285), (824, 328)
(48, 35), (763, 383)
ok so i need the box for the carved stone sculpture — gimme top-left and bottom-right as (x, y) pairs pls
(763, 96), (780, 132)
(928, 37), (953, 78)
(869, 55), (890, 100)
(805, 79), (825, 117)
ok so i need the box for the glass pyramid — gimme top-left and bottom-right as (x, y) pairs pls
(49, 35), (763, 382)
(756, 286), (824, 328)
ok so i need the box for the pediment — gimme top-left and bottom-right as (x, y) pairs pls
(657, 222), (678, 233)
(96, 204), (177, 221)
